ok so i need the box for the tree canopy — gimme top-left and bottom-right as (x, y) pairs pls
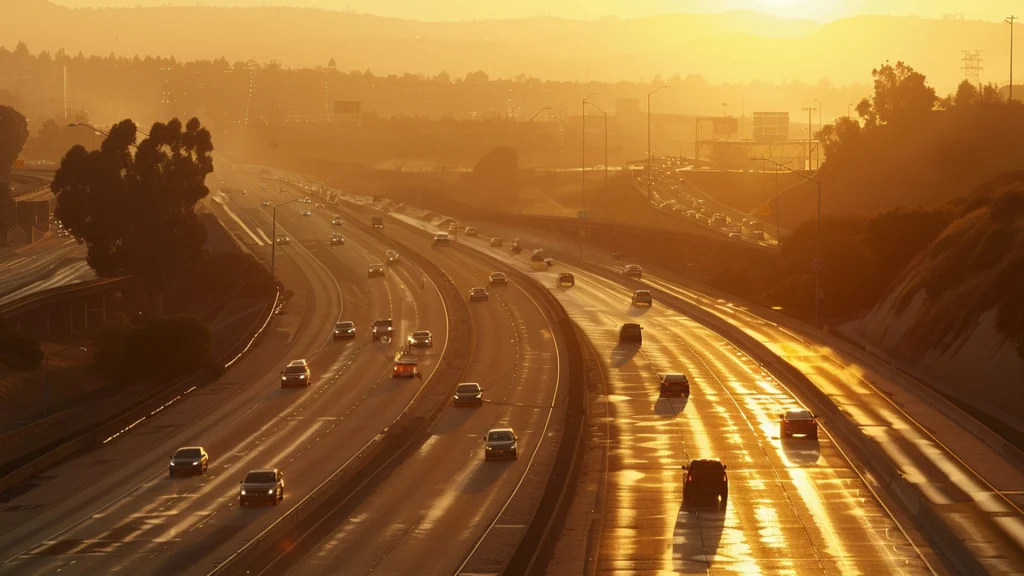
(856, 61), (937, 127)
(0, 104), (29, 186)
(51, 117), (214, 305)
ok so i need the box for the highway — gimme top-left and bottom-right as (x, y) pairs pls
(0, 237), (92, 305)
(0, 171), (452, 575)
(374, 209), (944, 574)
(255, 200), (566, 576)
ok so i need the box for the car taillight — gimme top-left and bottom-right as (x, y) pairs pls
(687, 474), (692, 482)
(723, 475), (727, 481)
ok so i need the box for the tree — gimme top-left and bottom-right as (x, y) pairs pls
(465, 70), (489, 84)
(818, 117), (862, 161)
(51, 117), (214, 315)
(857, 61), (937, 126)
(0, 105), (29, 187)
(953, 80), (978, 107)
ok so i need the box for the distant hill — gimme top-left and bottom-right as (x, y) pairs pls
(0, 0), (1014, 91)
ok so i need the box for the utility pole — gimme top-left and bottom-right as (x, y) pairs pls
(647, 85), (670, 203)
(813, 98), (822, 170)
(802, 106), (816, 171)
(583, 92), (598, 211)
(1008, 16), (1018, 102)
(586, 101), (609, 186)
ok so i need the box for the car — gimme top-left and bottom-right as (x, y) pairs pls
(302, 210), (312, 217)
(333, 320), (356, 340)
(277, 236), (290, 245)
(465, 226), (479, 237)
(557, 272), (575, 287)
(433, 232), (451, 247)
(612, 251), (626, 260)
(631, 289), (653, 307)
(469, 287), (489, 302)
(751, 230), (765, 240)
(280, 359), (311, 387)
(169, 446), (209, 477)
(622, 264), (642, 280)
(372, 318), (393, 341)
(729, 232), (743, 240)
(240, 190), (247, 195)
(780, 409), (818, 439)
(490, 238), (503, 247)
(330, 234), (345, 245)
(619, 323), (643, 344)
(239, 468), (284, 507)
(453, 382), (483, 407)
(261, 200), (271, 207)
(660, 373), (690, 398)
(407, 330), (434, 348)
(483, 428), (519, 460)
(489, 272), (508, 286)
(682, 459), (728, 508)
(368, 264), (385, 278)
(386, 250), (400, 264)
(331, 217), (343, 226)
(302, 197), (312, 203)
(315, 203), (325, 209)
(260, 183), (267, 190)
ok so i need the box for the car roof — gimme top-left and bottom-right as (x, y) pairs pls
(287, 359), (308, 366)
(689, 458), (724, 467)
(471, 287), (486, 291)
(785, 409), (813, 419)
(175, 446), (205, 452)
(457, 382), (481, 389)
(248, 468), (277, 474)
(490, 271), (506, 276)
(412, 330), (431, 335)
(374, 318), (393, 322)
(635, 289), (651, 294)
(336, 320), (353, 325)
(487, 427), (514, 434)
(622, 322), (641, 328)
(663, 373), (688, 381)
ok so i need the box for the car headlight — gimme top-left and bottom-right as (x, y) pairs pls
(475, 394), (482, 399)
(300, 375), (306, 379)
(191, 461), (198, 466)
(281, 376), (287, 380)
(485, 446), (493, 451)
(170, 462), (175, 466)
(267, 488), (275, 495)
(240, 489), (247, 495)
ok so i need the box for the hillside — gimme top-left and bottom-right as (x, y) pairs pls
(843, 179), (1024, 420)
(0, 0), (1014, 91)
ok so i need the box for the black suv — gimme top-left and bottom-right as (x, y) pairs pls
(682, 459), (728, 508)
(619, 323), (643, 344)
(660, 373), (690, 398)
(372, 319), (393, 341)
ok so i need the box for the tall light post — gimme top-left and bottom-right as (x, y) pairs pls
(270, 197), (303, 277)
(68, 121), (150, 140)
(813, 98), (822, 170)
(647, 85), (670, 203)
(754, 156), (823, 329)
(582, 92), (598, 211)
(585, 101), (609, 186)
(847, 102), (853, 118)
(528, 106), (553, 122)
(1008, 16), (1018, 102)
(44, 345), (87, 417)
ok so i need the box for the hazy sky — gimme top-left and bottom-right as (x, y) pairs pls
(49, 0), (1021, 23)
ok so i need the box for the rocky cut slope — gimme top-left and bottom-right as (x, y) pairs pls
(846, 176), (1024, 420)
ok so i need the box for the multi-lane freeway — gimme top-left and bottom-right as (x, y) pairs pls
(5, 164), (1024, 576)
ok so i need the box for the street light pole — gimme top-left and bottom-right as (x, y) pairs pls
(647, 85), (670, 203)
(813, 98), (822, 170)
(754, 156), (822, 329)
(270, 197), (302, 277)
(528, 106), (552, 121)
(44, 345), (87, 417)
(585, 101), (609, 186)
(68, 121), (150, 140)
(801, 107), (816, 170)
(582, 93), (598, 212)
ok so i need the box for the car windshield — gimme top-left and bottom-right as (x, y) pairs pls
(336, 322), (353, 329)
(488, 431), (514, 442)
(491, 272), (505, 278)
(244, 471), (276, 484)
(457, 384), (480, 394)
(664, 374), (687, 383)
(787, 410), (813, 420)
(472, 288), (485, 293)
(374, 320), (392, 328)
(635, 291), (651, 299)
(284, 366), (306, 375)
(174, 448), (201, 459)
(689, 460), (725, 477)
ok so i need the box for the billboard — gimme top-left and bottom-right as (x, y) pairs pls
(333, 101), (361, 115)
(753, 112), (790, 141)
(713, 117), (738, 136)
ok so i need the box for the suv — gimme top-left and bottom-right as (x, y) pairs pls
(490, 238), (503, 247)
(631, 289), (653, 307)
(619, 323), (643, 344)
(489, 272), (508, 286)
(407, 330), (434, 348)
(433, 232), (451, 247)
(169, 446), (209, 477)
(239, 468), (284, 507)
(622, 264), (642, 279)
(469, 287), (489, 302)
(281, 359), (311, 387)
(465, 226), (479, 237)
(333, 320), (356, 340)
(372, 319), (393, 341)
(682, 459), (728, 508)
(660, 374), (690, 398)
(483, 428), (519, 460)
(368, 264), (385, 278)
(780, 409), (818, 440)
(453, 383), (483, 407)
(557, 272), (575, 287)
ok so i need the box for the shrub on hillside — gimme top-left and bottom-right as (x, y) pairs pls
(967, 226), (1017, 273)
(95, 316), (213, 384)
(864, 206), (956, 280)
(0, 322), (43, 371)
(991, 190), (1024, 226)
(994, 256), (1024, 358)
